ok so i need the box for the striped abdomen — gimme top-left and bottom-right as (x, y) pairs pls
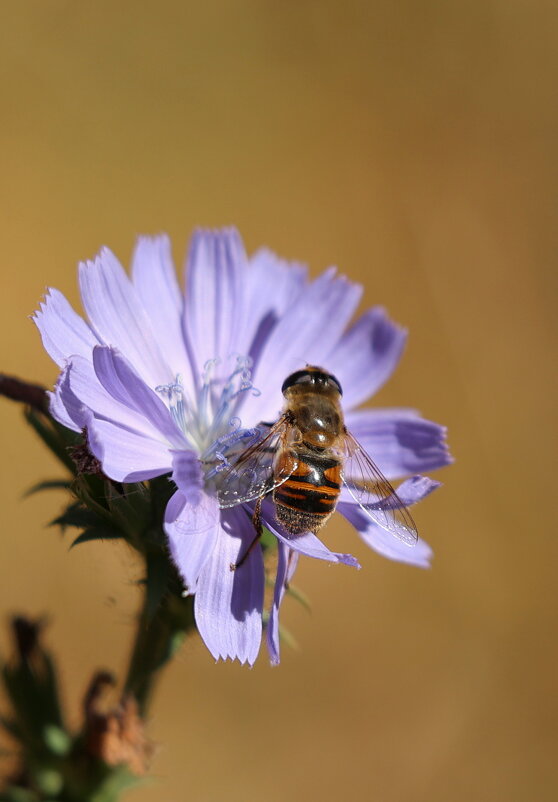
(273, 450), (341, 535)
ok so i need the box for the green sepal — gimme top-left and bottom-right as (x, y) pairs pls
(70, 528), (124, 549)
(50, 503), (102, 531)
(23, 479), (72, 498)
(71, 477), (128, 535)
(104, 481), (151, 544)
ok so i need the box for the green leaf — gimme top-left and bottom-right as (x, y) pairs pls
(35, 768), (63, 796)
(264, 577), (311, 612)
(278, 624), (299, 652)
(0, 787), (40, 802)
(1, 647), (65, 751)
(168, 630), (186, 659)
(37, 653), (65, 730)
(70, 528), (124, 549)
(23, 479), (72, 498)
(286, 583), (311, 613)
(88, 766), (146, 802)
(260, 525), (277, 551)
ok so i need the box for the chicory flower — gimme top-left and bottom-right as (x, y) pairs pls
(34, 229), (451, 665)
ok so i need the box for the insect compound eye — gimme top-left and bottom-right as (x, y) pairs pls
(281, 368), (343, 396)
(327, 373), (343, 396)
(281, 369), (314, 395)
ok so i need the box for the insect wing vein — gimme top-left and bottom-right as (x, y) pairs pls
(341, 432), (418, 546)
(217, 417), (296, 508)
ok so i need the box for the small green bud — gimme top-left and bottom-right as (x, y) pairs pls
(35, 767), (63, 795)
(43, 723), (71, 756)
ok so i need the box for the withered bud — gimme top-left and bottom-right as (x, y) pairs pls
(83, 670), (117, 717)
(83, 674), (154, 776)
(69, 435), (104, 476)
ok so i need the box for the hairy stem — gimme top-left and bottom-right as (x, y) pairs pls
(123, 581), (195, 716)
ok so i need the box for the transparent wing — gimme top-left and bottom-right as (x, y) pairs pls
(216, 416), (297, 509)
(341, 431), (418, 546)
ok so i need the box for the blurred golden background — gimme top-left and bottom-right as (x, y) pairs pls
(1, 2), (556, 800)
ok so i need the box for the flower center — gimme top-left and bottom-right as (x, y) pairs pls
(155, 355), (261, 478)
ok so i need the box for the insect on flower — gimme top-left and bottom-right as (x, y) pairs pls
(218, 365), (417, 569)
(33, 227), (452, 664)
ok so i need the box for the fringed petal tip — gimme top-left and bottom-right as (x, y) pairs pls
(345, 408), (453, 479)
(32, 287), (99, 369)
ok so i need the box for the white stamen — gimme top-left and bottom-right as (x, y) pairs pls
(155, 355), (261, 479)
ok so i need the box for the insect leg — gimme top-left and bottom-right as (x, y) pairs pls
(230, 496), (263, 571)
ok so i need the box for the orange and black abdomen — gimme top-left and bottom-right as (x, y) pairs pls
(273, 451), (341, 535)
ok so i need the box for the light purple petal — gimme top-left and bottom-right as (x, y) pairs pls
(194, 507), (264, 665)
(324, 307), (407, 410)
(339, 475), (441, 508)
(262, 505), (360, 568)
(85, 412), (172, 482)
(48, 390), (79, 432)
(92, 347), (187, 448)
(48, 365), (86, 432)
(131, 235), (195, 393)
(33, 288), (99, 368)
(382, 475), (441, 507)
(78, 247), (173, 388)
(243, 249), (308, 366)
(241, 268), (362, 424)
(171, 450), (204, 505)
(339, 501), (433, 567)
(267, 543), (299, 666)
(66, 354), (165, 441)
(164, 490), (221, 595)
(184, 229), (250, 382)
(345, 408), (453, 480)
(248, 249), (308, 318)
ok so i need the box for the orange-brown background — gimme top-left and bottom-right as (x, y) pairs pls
(1, 2), (556, 800)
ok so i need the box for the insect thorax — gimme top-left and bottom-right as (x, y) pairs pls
(289, 394), (343, 448)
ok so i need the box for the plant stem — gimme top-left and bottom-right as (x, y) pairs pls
(123, 580), (195, 716)
(0, 373), (48, 412)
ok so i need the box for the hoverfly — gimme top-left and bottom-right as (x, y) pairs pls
(217, 366), (417, 566)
